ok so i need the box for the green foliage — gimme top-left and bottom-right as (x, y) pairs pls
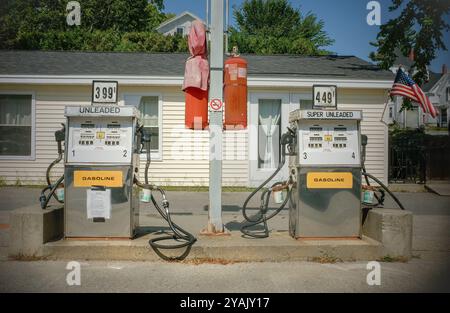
(0, 0), (332, 55)
(0, 0), (187, 52)
(10, 28), (188, 52)
(370, 0), (450, 86)
(229, 0), (333, 55)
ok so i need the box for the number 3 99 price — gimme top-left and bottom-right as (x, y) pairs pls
(92, 81), (118, 104)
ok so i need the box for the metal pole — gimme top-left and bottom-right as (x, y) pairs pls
(206, 0), (209, 29)
(205, 0), (225, 233)
(225, 0), (229, 55)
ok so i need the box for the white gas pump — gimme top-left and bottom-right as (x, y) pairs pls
(63, 105), (140, 238)
(40, 105), (196, 260)
(239, 90), (405, 239)
(288, 109), (363, 238)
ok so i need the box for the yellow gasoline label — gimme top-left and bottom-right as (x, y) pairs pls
(306, 172), (353, 189)
(74, 171), (123, 187)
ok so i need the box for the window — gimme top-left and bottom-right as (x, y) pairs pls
(176, 27), (184, 36)
(389, 106), (393, 119)
(139, 96), (159, 151)
(123, 94), (162, 159)
(446, 87), (450, 102)
(258, 99), (281, 169)
(0, 94), (34, 158)
(290, 93), (313, 112)
(300, 99), (313, 110)
(441, 108), (447, 127)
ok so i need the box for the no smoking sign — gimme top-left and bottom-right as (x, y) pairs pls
(209, 98), (223, 112)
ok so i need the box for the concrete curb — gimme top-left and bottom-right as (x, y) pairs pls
(37, 234), (382, 262)
(6, 204), (413, 263)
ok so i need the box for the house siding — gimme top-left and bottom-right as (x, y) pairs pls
(0, 84), (387, 186)
(157, 14), (197, 36)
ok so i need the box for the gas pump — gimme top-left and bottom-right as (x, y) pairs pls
(240, 109), (406, 239)
(40, 105), (196, 260)
(63, 105), (140, 238)
(288, 109), (363, 238)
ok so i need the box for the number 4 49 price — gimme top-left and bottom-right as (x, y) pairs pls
(313, 85), (337, 108)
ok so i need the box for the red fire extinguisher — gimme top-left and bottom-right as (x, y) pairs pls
(183, 20), (209, 130)
(224, 50), (248, 129)
(185, 87), (209, 130)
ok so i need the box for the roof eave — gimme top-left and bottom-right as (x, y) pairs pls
(0, 75), (393, 89)
(156, 11), (204, 31)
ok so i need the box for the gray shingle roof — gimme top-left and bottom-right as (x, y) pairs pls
(422, 71), (442, 92)
(0, 50), (394, 80)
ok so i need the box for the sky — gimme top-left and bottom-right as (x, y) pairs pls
(163, 0), (449, 73)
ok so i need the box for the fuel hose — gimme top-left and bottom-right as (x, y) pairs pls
(240, 132), (293, 238)
(136, 132), (196, 261)
(40, 124), (66, 209)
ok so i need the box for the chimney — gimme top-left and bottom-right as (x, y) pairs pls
(442, 64), (448, 74)
(408, 48), (415, 61)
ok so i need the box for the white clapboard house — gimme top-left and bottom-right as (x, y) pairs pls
(156, 11), (204, 37)
(0, 51), (394, 187)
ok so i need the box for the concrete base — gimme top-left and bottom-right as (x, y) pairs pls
(425, 182), (450, 196)
(9, 205), (63, 257)
(40, 233), (382, 262)
(362, 208), (413, 259)
(7, 203), (413, 262)
(388, 183), (426, 193)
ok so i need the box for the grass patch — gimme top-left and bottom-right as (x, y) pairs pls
(4, 184), (256, 192)
(137, 186), (256, 192)
(377, 255), (409, 263)
(0, 184), (47, 188)
(10, 254), (49, 261)
(179, 257), (241, 265)
(309, 254), (342, 264)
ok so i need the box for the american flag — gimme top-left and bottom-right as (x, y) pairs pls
(390, 68), (437, 118)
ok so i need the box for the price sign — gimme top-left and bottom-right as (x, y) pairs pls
(92, 81), (118, 104)
(313, 85), (337, 109)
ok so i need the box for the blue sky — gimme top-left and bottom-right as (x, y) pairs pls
(163, 0), (449, 73)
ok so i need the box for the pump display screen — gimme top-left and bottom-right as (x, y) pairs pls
(298, 119), (360, 167)
(66, 117), (133, 164)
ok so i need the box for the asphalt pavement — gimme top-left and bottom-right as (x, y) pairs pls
(0, 186), (449, 292)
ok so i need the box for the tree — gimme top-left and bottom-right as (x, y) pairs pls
(0, 0), (186, 52)
(229, 0), (333, 55)
(370, 0), (450, 86)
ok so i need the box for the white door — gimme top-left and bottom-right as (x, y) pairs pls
(248, 92), (290, 187)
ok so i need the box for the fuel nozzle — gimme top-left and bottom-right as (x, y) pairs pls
(141, 129), (151, 144)
(361, 134), (368, 147)
(138, 126), (151, 153)
(281, 127), (296, 156)
(54, 123), (65, 155)
(361, 134), (368, 165)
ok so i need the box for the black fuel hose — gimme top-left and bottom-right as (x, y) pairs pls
(135, 177), (197, 261)
(39, 175), (64, 209)
(362, 171), (405, 210)
(137, 136), (196, 261)
(362, 165), (385, 208)
(240, 133), (292, 238)
(46, 153), (64, 204)
(42, 124), (65, 205)
(241, 181), (292, 238)
(360, 135), (404, 212)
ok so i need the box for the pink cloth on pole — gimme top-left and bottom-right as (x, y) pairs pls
(183, 20), (209, 91)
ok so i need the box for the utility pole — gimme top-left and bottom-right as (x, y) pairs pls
(205, 0), (225, 233)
